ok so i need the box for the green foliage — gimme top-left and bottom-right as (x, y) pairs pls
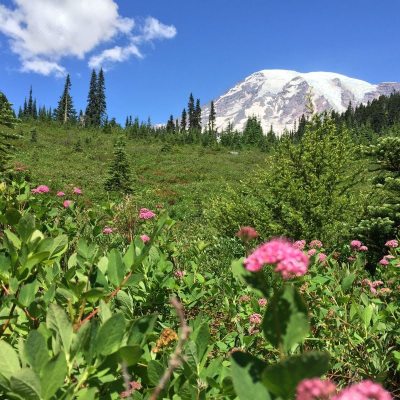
(104, 138), (132, 193)
(54, 74), (76, 124)
(208, 114), (360, 244)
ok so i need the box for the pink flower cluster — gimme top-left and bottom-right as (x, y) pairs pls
(350, 240), (368, 252)
(31, 185), (50, 194)
(258, 298), (267, 307)
(120, 381), (142, 398)
(174, 270), (185, 279)
(293, 240), (306, 250)
(309, 240), (323, 249)
(73, 187), (82, 195)
(103, 227), (113, 235)
(249, 313), (262, 325)
(236, 226), (259, 242)
(296, 379), (391, 400)
(385, 239), (398, 248)
(362, 279), (384, 295)
(296, 378), (337, 400)
(63, 200), (73, 208)
(239, 294), (251, 303)
(140, 234), (150, 243)
(139, 208), (156, 220)
(244, 239), (309, 279)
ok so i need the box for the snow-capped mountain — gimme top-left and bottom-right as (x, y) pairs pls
(201, 70), (400, 134)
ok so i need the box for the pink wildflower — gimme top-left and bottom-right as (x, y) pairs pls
(249, 313), (262, 325)
(258, 298), (267, 307)
(140, 234), (150, 243)
(63, 200), (72, 208)
(307, 249), (317, 257)
(350, 240), (362, 249)
(174, 270), (184, 279)
(296, 378), (337, 400)
(384, 255), (395, 260)
(32, 185), (50, 194)
(385, 239), (398, 248)
(57, 191), (65, 197)
(333, 380), (391, 400)
(309, 240), (323, 249)
(139, 208), (156, 220)
(318, 253), (327, 263)
(239, 295), (251, 303)
(293, 240), (306, 250)
(236, 226), (259, 242)
(120, 381), (142, 398)
(73, 187), (82, 195)
(347, 256), (356, 262)
(359, 245), (368, 252)
(379, 258), (389, 266)
(103, 227), (113, 235)
(244, 239), (309, 279)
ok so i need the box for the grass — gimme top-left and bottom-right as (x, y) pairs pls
(13, 122), (267, 224)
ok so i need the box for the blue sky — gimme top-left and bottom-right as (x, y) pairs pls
(0, 0), (400, 124)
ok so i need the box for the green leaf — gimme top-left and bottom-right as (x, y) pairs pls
(10, 368), (41, 400)
(5, 208), (21, 226)
(16, 214), (36, 242)
(361, 305), (374, 329)
(117, 346), (143, 366)
(262, 285), (309, 352)
(147, 360), (164, 386)
(75, 387), (98, 400)
(107, 249), (125, 286)
(341, 273), (356, 292)
(23, 252), (50, 271)
(0, 340), (20, 380)
(40, 352), (67, 400)
(127, 314), (157, 346)
(5, 229), (21, 250)
(193, 323), (210, 362)
(231, 352), (270, 400)
(46, 304), (73, 352)
(95, 313), (126, 356)
(24, 331), (49, 373)
(48, 235), (68, 258)
(262, 352), (330, 398)
(18, 280), (38, 307)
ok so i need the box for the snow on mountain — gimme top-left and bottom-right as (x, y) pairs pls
(201, 69), (400, 134)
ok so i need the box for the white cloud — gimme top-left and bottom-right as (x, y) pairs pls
(0, 1), (177, 75)
(88, 44), (142, 70)
(141, 17), (177, 41)
(21, 59), (66, 77)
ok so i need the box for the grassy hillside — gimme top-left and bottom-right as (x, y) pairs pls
(13, 122), (267, 220)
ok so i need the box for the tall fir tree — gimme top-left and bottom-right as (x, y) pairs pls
(85, 69), (98, 127)
(0, 92), (19, 177)
(188, 93), (195, 130)
(208, 100), (216, 132)
(180, 108), (187, 131)
(166, 115), (175, 133)
(27, 86), (33, 118)
(104, 138), (132, 193)
(96, 68), (107, 126)
(55, 74), (76, 124)
(195, 99), (202, 130)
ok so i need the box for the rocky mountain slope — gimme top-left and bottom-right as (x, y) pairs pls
(202, 70), (400, 134)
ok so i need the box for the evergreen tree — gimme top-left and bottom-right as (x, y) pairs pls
(27, 86), (33, 117)
(0, 92), (19, 177)
(166, 115), (175, 133)
(85, 70), (98, 127)
(180, 108), (187, 131)
(208, 100), (216, 132)
(195, 99), (202, 130)
(96, 68), (107, 126)
(243, 116), (263, 145)
(104, 138), (132, 193)
(188, 93), (195, 130)
(55, 74), (76, 124)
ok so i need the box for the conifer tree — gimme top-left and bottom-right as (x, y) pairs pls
(85, 69), (98, 127)
(27, 86), (33, 117)
(195, 99), (202, 130)
(55, 74), (76, 124)
(96, 68), (107, 126)
(180, 108), (187, 131)
(166, 115), (175, 133)
(188, 93), (195, 130)
(104, 138), (132, 193)
(208, 100), (216, 132)
(0, 92), (19, 177)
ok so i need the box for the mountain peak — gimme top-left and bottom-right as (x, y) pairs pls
(202, 70), (400, 134)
